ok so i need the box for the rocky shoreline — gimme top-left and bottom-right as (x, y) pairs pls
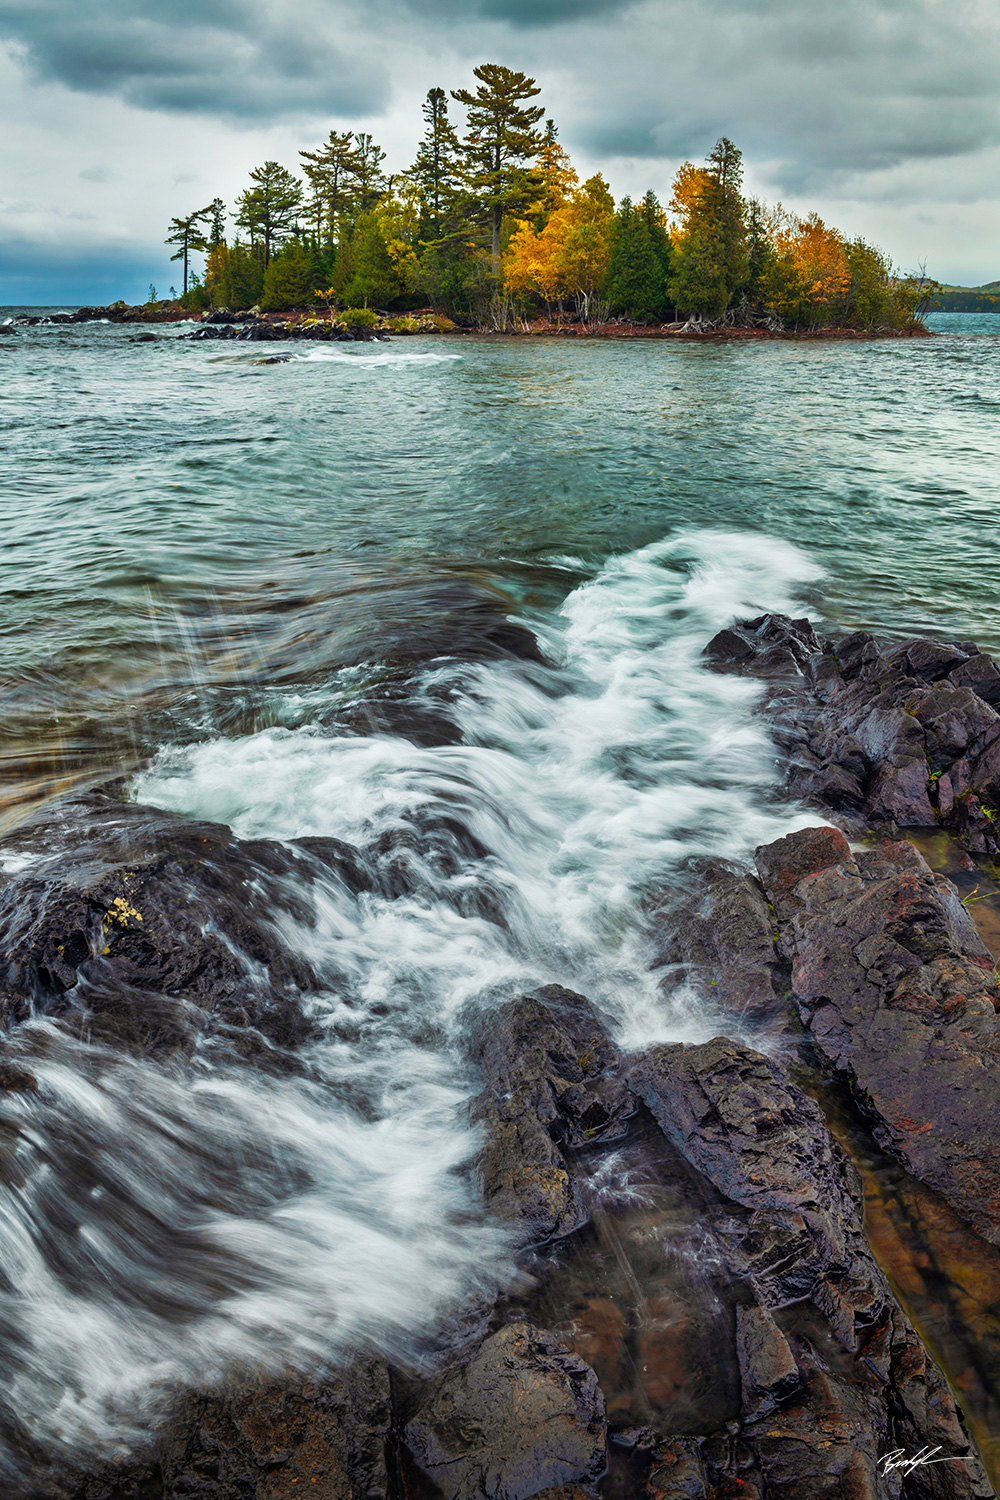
(1, 613), (999, 1497)
(1, 307), (935, 342)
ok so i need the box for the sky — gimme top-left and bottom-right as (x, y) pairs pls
(2, 0), (999, 303)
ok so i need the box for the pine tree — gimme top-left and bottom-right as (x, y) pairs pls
(261, 241), (314, 311)
(452, 63), (545, 268)
(206, 198), (227, 247)
(409, 88), (462, 240)
(164, 208), (210, 294)
(299, 132), (360, 244)
(224, 241), (265, 308)
(351, 134), (388, 213)
(234, 162), (303, 267)
(345, 213), (398, 308)
(603, 198), (665, 322)
(668, 137), (748, 320)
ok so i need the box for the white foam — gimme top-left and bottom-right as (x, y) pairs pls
(288, 347), (462, 365)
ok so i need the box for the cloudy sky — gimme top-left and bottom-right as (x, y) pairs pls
(2, 0), (998, 302)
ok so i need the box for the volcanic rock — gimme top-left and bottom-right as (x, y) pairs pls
(754, 824), (1000, 1244)
(403, 1321), (607, 1500)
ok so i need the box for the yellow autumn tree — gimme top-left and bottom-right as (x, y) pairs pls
(535, 120), (579, 217)
(505, 174), (614, 320)
(668, 162), (714, 244)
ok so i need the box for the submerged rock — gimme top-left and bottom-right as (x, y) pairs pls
(470, 985), (633, 1244)
(0, 792), (373, 1061)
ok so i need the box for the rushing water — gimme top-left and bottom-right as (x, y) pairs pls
(1, 309), (999, 1484)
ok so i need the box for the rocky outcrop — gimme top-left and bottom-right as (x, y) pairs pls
(470, 985), (633, 1243)
(404, 1322), (606, 1500)
(71, 1363), (392, 1500)
(704, 613), (1000, 852)
(627, 1036), (993, 1498)
(753, 823), (1000, 1246)
(0, 792), (373, 1061)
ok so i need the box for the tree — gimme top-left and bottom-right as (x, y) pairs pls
(205, 197), (227, 247)
(409, 88), (463, 240)
(164, 208), (210, 294)
(299, 131), (361, 243)
(668, 137), (748, 320)
(351, 134), (388, 213)
(604, 198), (666, 321)
(261, 241), (314, 311)
(452, 63), (545, 268)
(222, 240), (265, 309)
(234, 161), (303, 267)
(535, 118), (578, 218)
(506, 172), (614, 320)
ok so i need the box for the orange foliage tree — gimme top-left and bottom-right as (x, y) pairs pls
(505, 174), (615, 320)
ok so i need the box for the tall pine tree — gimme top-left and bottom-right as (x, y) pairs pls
(603, 198), (667, 322)
(409, 88), (462, 241)
(452, 64), (545, 269)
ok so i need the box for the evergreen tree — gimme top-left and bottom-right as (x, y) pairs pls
(640, 190), (672, 303)
(351, 134), (388, 213)
(224, 241), (265, 308)
(409, 88), (462, 240)
(234, 161), (303, 267)
(299, 132), (360, 244)
(345, 213), (398, 307)
(668, 137), (748, 320)
(164, 208), (210, 294)
(452, 63), (545, 268)
(261, 241), (314, 311)
(206, 197), (227, 247)
(603, 198), (666, 322)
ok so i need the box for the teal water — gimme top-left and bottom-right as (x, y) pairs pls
(1, 312), (999, 1485)
(2, 314), (999, 810)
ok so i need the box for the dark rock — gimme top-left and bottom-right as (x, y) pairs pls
(471, 986), (633, 1243)
(403, 1321), (606, 1500)
(754, 825), (1000, 1244)
(72, 1362), (392, 1500)
(709, 612), (1000, 854)
(647, 865), (784, 1018)
(0, 794), (372, 1060)
(627, 1035), (994, 1498)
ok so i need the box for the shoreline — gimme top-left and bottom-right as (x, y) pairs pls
(4, 305), (936, 341)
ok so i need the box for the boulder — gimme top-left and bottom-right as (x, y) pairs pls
(404, 1321), (606, 1500)
(470, 986), (633, 1243)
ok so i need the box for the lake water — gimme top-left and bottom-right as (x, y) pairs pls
(0, 308), (998, 1486)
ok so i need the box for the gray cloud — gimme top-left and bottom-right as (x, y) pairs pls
(0, 0), (389, 119)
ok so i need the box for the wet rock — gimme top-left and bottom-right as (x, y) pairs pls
(403, 1321), (606, 1500)
(626, 1035), (994, 1498)
(709, 612), (1000, 854)
(754, 825), (1000, 1245)
(72, 1362), (392, 1500)
(471, 986), (633, 1243)
(648, 865), (784, 1019)
(0, 793), (373, 1060)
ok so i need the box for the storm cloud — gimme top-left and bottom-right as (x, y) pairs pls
(0, 0), (389, 118)
(1, 0), (999, 294)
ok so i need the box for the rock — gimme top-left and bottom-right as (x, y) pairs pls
(471, 986), (633, 1244)
(71, 1362), (392, 1500)
(648, 865), (784, 1019)
(626, 1035), (994, 1498)
(0, 792), (373, 1060)
(403, 1321), (606, 1500)
(707, 612), (1000, 854)
(754, 825), (1000, 1244)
